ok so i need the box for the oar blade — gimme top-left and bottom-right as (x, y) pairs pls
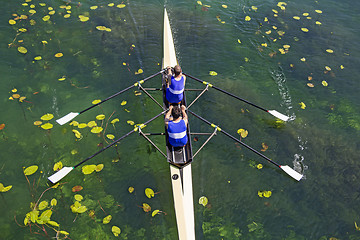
(268, 110), (290, 122)
(280, 165), (303, 181)
(48, 167), (74, 183)
(56, 112), (79, 125)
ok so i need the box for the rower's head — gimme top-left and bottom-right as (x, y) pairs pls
(174, 65), (182, 76)
(171, 105), (182, 119)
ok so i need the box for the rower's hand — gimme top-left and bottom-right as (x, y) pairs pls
(181, 105), (186, 111)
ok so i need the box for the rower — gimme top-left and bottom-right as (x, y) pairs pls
(165, 105), (188, 147)
(165, 65), (186, 104)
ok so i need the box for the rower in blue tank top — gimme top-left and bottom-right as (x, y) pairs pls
(165, 105), (188, 147)
(166, 65), (186, 104)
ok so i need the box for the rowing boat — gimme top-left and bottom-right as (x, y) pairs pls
(48, 8), (302, 240)
(162, 9), (196, 240)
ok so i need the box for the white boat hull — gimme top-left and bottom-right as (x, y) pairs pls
(163, 9), (196, 240)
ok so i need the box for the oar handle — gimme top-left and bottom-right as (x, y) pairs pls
(184, 73), (268, 112)
(73, 110), (166, 169)
(79, 70), (164, 114)
(188, 110), (281, 168)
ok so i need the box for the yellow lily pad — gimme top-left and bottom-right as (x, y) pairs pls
(110, 118), (119, 124)
(18, 46), (28, 54)
(326, 49), (334, 53)
(95, 164), (104, 172)
(237, 128), (248, 138)
(72, 129), (82, 139)
(92, 99), (101, 104)
(91, 126), (103, 133)
(152, 209), (160, 217)
(199, 196), (208, 207)
(82, 165), (96, 174)
(117, 4), (126, 8)
(127, 120), (134, 125)
(0, 183), (13, 192)
(50, 198), (57, 206)
(103, 215), (112, 224)
(307, 83), (314, 87)
(74, 194), (83, 201)
(299, 102), (306, 109)
(55, 52), (63, 58)
(53, 161), (63, 171)
(145, 188), (155, 198)
(142, 203), (151, 212)
(42, 15), (50, 21)
(78, 123), (87, 128)
(301, 28), (309, 32)
(34, 121), (42, 126)
(209, 71), (217, 76)
(40, 113), (54, 120)
(112, 226), (121, 236)
(96, 26), (107, 31)
(24, 165), (38, 176)
(96, 114), (105, 120)
(41, 123), (53, 130)
(245, 16), (251, 21)
(106, 134), (115, 140)
(87, 121), (97, 127)
(322, 80), (328, 86)
(38, 201), (48, 210)
(128, 186), (134, 193)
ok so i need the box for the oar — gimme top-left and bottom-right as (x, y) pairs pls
(188, 110), (303, 181)
(56, 70), (165, 125)
(184, 73), (290, 121)
(48, 111), (166, 183)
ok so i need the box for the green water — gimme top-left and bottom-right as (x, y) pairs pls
(1, 0), (360, 239)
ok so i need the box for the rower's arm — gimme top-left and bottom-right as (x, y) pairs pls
(181, 105), (188, 126)
(166, 66), (172, 87)
(164, 105), (173, 128)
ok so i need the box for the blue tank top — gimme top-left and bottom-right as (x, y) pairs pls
(166, 76), (184, 103)
(168, 119), (187, 147)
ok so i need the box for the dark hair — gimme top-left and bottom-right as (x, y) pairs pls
(171, 105), (182, 119)
(174, 65), (181, 76)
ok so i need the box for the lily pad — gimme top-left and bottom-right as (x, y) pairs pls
(199, 196), (208, 207)
(82, 165), (96, 174)
(91, 126), (103, 133)
(41, 123), (53, 130)
(103, 215), (112, 224)
(112, 226), (121, 236)
(40, 113), (54, 120)
(145, 188), (155, 198)
(24, 165), (38, 176)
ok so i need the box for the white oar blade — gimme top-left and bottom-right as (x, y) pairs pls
(280, 165), (303, 181)
(268, 110), (290, 122)
(56, 112), (79, 125)
(48, 167), (74, 183)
